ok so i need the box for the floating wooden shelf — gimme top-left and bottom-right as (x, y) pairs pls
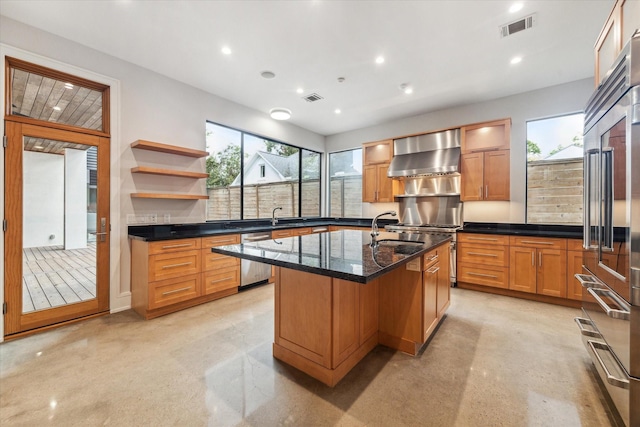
(131, 140), (208, 158)
(131, 193), (209, 200)
(131, 166), (209, 179)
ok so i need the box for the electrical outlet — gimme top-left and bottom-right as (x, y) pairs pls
(147, 213), (157, 224)
(163, 213), (171, 223)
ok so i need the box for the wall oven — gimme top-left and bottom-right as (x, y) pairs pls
(575, 31), (639, 427)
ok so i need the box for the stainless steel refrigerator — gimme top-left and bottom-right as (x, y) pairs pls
(575, 30), (640, 427)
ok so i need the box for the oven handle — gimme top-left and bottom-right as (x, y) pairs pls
(587, 287), (631, 320)
(574, 317), (601, 338)
(586, 340), (630, 389)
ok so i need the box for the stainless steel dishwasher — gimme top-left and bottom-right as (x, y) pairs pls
(240, 231), (272, 289)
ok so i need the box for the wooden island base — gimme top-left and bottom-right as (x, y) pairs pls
(272, 241), (450, 386)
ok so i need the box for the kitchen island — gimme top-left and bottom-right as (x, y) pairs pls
(212, 229), (451, 386)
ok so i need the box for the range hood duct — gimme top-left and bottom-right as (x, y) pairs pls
(388, 129), (461, 177)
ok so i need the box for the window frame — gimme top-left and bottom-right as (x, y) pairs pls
(328, 147), (363, 218)
(205, 120), (322, 221)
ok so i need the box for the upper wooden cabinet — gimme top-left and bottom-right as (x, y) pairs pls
(362, 139), (403, 202)
(595, 0), (640, 85)
(363, 139), (393, 164)
(460, 150), (510, 201)
(460, 119), (511, 154)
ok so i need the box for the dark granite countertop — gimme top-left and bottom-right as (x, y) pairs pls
(128, 217), (396, 241)
(211, 230), (451, 283)
(461, 222), (583, 239)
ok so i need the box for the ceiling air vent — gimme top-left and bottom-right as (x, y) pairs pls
(303, 93), (323, 102)
(500, 13), (536, 38)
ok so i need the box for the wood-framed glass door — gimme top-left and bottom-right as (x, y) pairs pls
(4, 122), (110, 336)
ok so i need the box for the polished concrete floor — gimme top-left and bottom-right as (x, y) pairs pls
(0, 285), (624, 426)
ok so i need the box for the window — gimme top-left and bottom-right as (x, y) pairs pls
(205, 121), (321, 220)
(526, 113), (584, 225)
(328, 149), (363, 217)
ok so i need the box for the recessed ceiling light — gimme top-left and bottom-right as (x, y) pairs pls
(64, 83), (74, 89)
(335, 109), (341, 114)
(34, 145), (44, 150)
(509, 2), (523, 13)
(261, 70), (276, 79)
(221, 46), (232, 55)
(53, 106), (61, 111)
(510, 56), (523, 64)
(399, 83), (413, 94)
(375, 56), (385, 64)
(296, 88), (304, 94)
(270, 108), (291, 120)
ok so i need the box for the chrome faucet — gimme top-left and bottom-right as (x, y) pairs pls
(272, 207), (283, 226)
(371, 210), (397, 241)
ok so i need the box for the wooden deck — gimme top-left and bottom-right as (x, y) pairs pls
(22, 244), (96, 313)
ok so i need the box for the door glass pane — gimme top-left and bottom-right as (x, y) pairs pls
(329, 149), (363, 217)
(22, 137), (97, 313)
(301, 149), (321, 217)
(243, 135), (299, 219)
(10, 67), (104, 131)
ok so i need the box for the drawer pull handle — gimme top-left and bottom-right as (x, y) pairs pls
(210, 277), (233, 284)
(161, 262), (192, 269)
(244, 234), (271, 241)
(520, 240), (554, 245)
(425, 255), (439, 261)
(587, 288), (630, 320)
(312, 228), (328, 232)
(467, 237), (498, 242)
(162, 286), (192, 296)
(586, 340), (629, 389)
(468, 272), (498, 279)
(426, 266), (440, 274)
(211, 239), (236, 244)
(467, 252), (497, 257)
(161, 243), (193, 249)
(574, 317), (601, 338)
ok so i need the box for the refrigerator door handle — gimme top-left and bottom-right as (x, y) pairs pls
(587, 340), (630, 389)
(587, 287), (631, 320)
(601, 148), (614, 252)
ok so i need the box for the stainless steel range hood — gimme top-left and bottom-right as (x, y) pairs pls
(388, 129), (461, 177)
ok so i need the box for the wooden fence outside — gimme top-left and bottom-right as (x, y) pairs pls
(527, 158), (583, 225)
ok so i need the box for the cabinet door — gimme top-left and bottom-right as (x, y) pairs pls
(376, 164), (395, 202)
(436, 246), (450, 318)
(484, 150), (510, 201)
(362, 164), (378, 202)
(423, 263), (439, 339)
(567, 250), (584, 301)
(509, 247), (537, 293)
(461, 153), (484, 201)
(461, 119), (510, 153)
(537, 249), (567, 298)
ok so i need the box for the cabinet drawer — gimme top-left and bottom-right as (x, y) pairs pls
(149, 238), (201, 255)
(510, 236), (567, 250)
(458, 263), (508, 289)
(202, 249), (239, 271)
(567, 239), (584, 252)
(458, 233), (509, 245)
(203, 266), (240, 295)
(201, 234), (240, 248)
(272, 229), (295, 238)
(149, 274), (201, 309)
(458, 244), (508, 266)
(423, 247), (441, 270)
(149, 250), (201, 282)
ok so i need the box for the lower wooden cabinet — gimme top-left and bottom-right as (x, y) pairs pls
(509, 237), (567, 298)
(131, 234), (240, 319)
(457, 233), (509, 289)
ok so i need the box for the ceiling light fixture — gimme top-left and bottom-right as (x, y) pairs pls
(53, 106), (61, 111)
(399, 83), (413, 94)
(64, 83), (74, 89)
(270, 108), (291, 120)
(510, 56), (523, 64)
(296, 88), (304, 94)
(509, 2), (523, 13)
(335, 109), (341, 114)
(221, 46), (232, 55)
(375, 56), (385, 64)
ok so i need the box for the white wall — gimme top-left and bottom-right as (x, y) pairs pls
(23, 151), (64, 248)
(0, 15), (325, 336)
(326, 78), (595, 223)
(64, 148), (87, 250)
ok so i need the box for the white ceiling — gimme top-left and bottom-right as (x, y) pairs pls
(0, 0), (613, 136)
